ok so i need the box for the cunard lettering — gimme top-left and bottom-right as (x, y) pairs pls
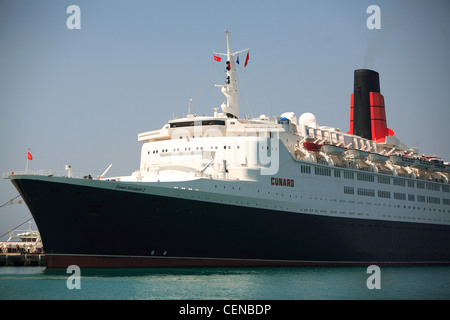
(271, 177), (294, 187)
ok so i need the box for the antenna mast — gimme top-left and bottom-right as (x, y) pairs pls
(214, 30), (248, 119)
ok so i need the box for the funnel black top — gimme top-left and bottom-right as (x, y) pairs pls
(353, 69), (380, 140)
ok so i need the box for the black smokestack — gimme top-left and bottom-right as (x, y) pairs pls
(353, 69), (380, 139)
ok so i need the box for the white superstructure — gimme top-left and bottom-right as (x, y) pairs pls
(99, 31), (450, 228)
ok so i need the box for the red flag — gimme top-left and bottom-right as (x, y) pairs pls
(244, 51), (250, 67)
(213, 55), (222, 62)
(27, 152), (33, 160)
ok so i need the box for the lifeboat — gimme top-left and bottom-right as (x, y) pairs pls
(444, 162), (450, 172)
(322, 144), (346, 155)
(429, 158), (445, 172)
(346, 149), (369, 159)
(390, 154), (414, 166)
(303, 142), (322, 152)
(413, 158), (432, 169)
(369, 153), (389, 163)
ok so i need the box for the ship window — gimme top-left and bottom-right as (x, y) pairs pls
(394, 192), (406, 200)
(393, 178), (406, 186)
(426, 183), (440, 192)
(301, 165), (311, 174)
(417, 182), (425, 189)
(343, 171), (354, 180)
(417, 195), (426, 202)
(443, 198), (450, 205)
(443, 185), (449, 192)
(408, 181), (415, 188)
(357, 188), (375, 197)
(408, 194), (415, 201)
(427, 196), (440, 204)
(344, 186), (354, 194)
(170, 120), (226, 128)
(378, 190), (391, 198)
(357, 173), (374, 182)
(377, 176), (390, 184)
(315, 167), (331, 176)
(334, 170), (341, 178)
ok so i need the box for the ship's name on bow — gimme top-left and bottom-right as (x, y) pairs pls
(115, 184), (146, 192)
(271, 177), (294, 187)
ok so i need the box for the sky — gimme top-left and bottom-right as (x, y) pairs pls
(1, 0), (449, 239)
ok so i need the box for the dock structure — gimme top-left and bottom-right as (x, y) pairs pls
(0, 253), (46, 266)
(0, 223), (45, 266)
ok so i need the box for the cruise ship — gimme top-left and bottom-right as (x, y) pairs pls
(5, 31), (450, 268)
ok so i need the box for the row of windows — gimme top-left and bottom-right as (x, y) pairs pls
(170, 120), (226, 128)
(176, 185), (450, 218)
(378, 176), (391, 184)
(344, 186), (450, 205)
(357, 173), (375, 182)
(358, 188), (375, 197)
(301, 165), (311, 174)
(300, 165), (449, 192)
(378, 190), (391, 198)
(315, 167), (331, 176)
(394, 192), (406, 200)
(148, 145), (244, 155)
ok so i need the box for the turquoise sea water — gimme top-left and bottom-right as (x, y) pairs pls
(1, 266), (450, 300)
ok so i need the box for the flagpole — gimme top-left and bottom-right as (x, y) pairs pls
(26, 148), (29, 172)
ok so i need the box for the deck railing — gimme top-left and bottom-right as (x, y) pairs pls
(2, 169), (90, 179)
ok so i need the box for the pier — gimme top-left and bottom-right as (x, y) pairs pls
(0, 223), (45, 266)
(0, 253), (46, 266)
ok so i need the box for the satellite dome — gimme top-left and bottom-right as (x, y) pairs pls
(299, 112), (318, 129)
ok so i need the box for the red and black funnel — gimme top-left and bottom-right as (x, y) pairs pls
(348, 69), (394, 142)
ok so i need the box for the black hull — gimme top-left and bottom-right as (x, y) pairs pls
(11, 177), (450, 268)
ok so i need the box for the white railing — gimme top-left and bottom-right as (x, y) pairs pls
(3, 169), (91, 179)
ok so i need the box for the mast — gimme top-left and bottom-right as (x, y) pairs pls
(215, 30), (248, 119)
